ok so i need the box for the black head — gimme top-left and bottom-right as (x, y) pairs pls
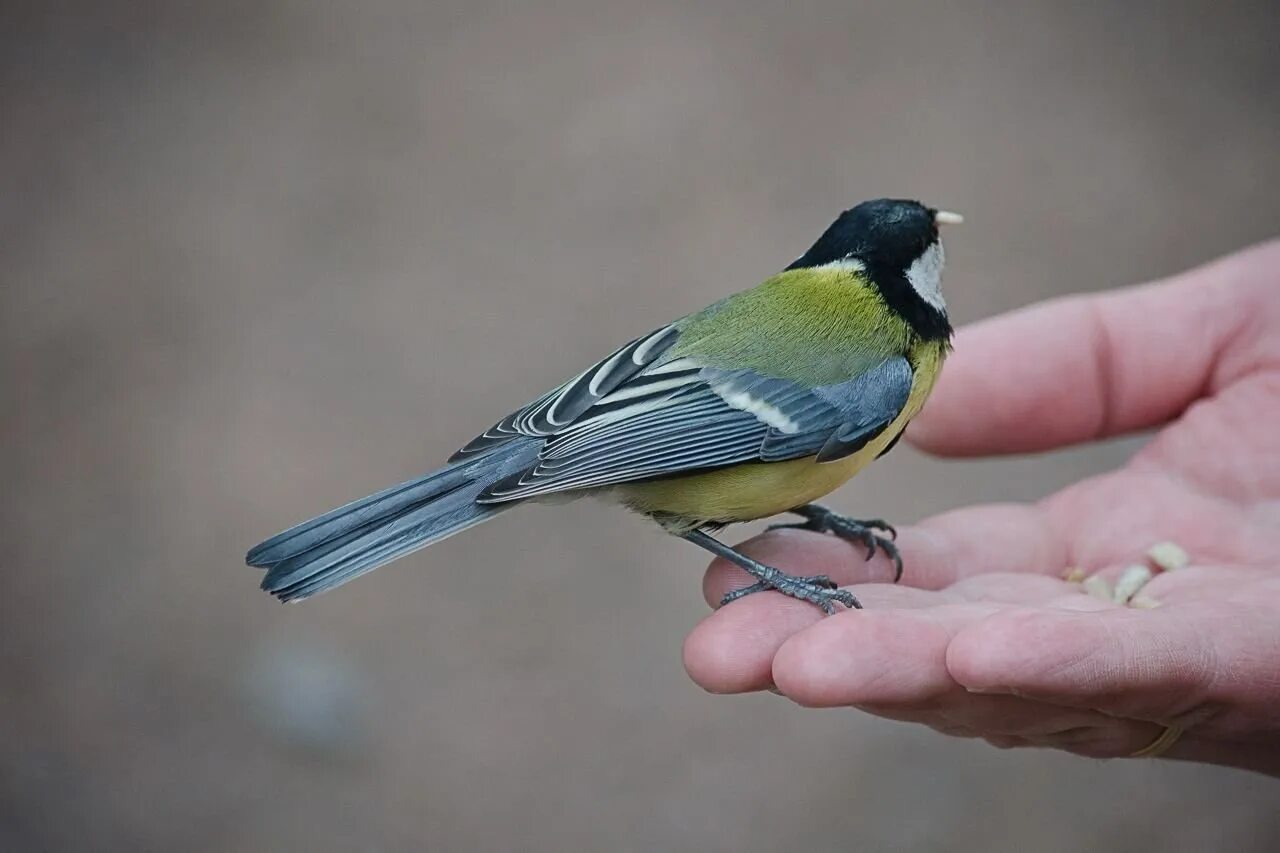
(787, 198), (957, 341)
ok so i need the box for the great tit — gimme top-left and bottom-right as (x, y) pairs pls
(247, 198), (960, 612)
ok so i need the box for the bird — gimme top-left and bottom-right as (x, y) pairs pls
(247, 198), (960, 613)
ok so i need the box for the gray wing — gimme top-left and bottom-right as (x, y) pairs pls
(474, 356), (915, 503)
(450, 324), (688, 461)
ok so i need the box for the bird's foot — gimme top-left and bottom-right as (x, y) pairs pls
(682, 529), (860, 615)
(770, 503), (903, 582)
(721, 573), (860, 614)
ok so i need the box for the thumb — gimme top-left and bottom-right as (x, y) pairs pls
(910, 243), (1278, 457)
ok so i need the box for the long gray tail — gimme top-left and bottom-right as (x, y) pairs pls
(246, 441), (538, 602)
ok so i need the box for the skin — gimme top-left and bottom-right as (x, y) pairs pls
(683, 240), (1280, 776)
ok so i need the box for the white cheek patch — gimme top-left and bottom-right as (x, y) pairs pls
(906, 242), (946, 311)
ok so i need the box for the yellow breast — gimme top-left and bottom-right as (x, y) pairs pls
(614, 339), (946, 528)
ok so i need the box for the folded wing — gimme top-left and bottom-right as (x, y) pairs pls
(474, 353), (915, 503)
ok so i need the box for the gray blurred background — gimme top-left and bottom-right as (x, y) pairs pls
(4, 1), (1279, 850)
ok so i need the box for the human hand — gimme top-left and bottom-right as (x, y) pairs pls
(683, 241), (1280, 776)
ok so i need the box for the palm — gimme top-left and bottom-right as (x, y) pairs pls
(683, 242), (1280, 775)
(1061, 366), (1280, 572)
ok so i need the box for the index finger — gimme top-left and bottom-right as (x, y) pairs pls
(700, 501), (1065, 607)
(687, 503), (1065, 694)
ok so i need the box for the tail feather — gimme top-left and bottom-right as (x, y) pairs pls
(247, 442), (537, 602)
(247, 468), (473, 569)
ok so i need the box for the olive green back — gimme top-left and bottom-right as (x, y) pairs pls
(668, 267), (915, 386)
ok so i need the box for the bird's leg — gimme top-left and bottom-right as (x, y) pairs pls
(769, 503), (903, 582)
(683, 529), (860, 614)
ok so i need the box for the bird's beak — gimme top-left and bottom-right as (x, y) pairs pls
(934, 210), (964, 226)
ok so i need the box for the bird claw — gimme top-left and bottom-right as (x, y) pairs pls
(686, 527), (863, 615)
(776, 505), (904, 583)
(720, 574), (859, 613)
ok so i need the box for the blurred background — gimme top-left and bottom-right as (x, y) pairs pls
(4, 1), (1279, 850)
